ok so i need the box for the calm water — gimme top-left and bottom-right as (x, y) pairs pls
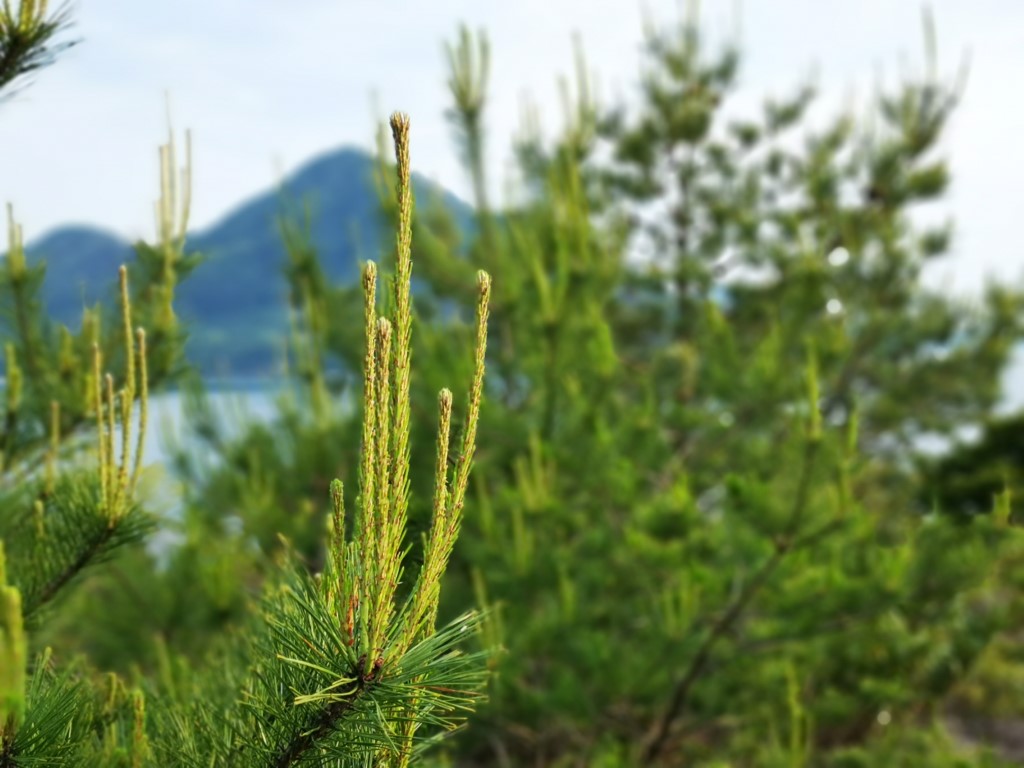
(141, 384), (283, 467)
(26, 344), (1024, 498)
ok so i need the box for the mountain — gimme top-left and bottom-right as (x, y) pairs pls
(31, 226), (137, 326)
(21, 147), (474, 374)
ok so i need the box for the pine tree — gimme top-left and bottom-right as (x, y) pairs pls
(359, 16), (1024, 766)
(1, 55), (494, 761)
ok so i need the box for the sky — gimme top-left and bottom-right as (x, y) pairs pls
(0, 0), (1022, 296)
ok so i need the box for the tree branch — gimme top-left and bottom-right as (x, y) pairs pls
(641, 436), (822, 764)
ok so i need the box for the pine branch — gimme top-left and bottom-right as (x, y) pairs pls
(0, 650), (91, 766)
(270, 659), (382, 768)
(0, 1), (77, 102)
(30, 515), (115, 615)
(197, 570), (484, 767)
(12, 477), (152, 624)
(641, 434), (822, 764)
(6, 268), (152, 624)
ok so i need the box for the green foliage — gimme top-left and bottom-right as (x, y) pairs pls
(921, 412), (1024, 519)
(6, 5), (1024, 768)
(2, 70), (492, 762)
(152, 12), (1024, 766)
(0, 0), (76, 101)
(150, 570), (487, 767)
(0, 542), (26, 729)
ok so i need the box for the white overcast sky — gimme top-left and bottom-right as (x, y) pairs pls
(0, 0), (1021, 295)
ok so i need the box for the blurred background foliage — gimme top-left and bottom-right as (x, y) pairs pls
(9, 6), (1024, 767)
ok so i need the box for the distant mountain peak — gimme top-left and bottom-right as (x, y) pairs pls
(17, 145), (473, 375)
